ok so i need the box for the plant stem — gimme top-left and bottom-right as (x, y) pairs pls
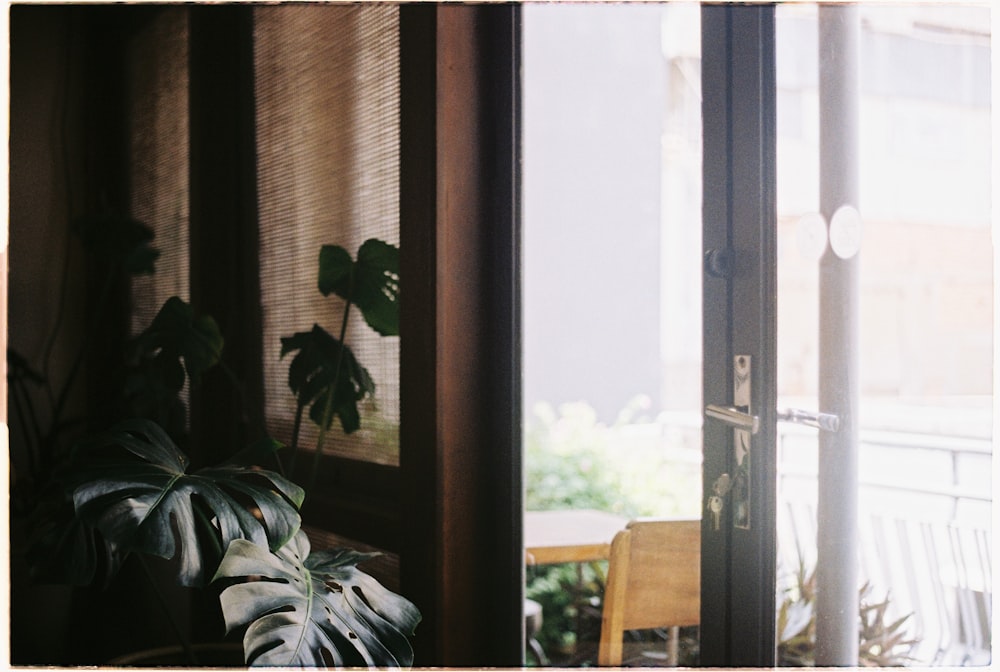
(288, 402), (305, 476)
(307, 382), (337, 495)
(136, 554), (198, 666)
(306, 296), (353, 494)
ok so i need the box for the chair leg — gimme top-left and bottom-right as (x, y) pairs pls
(525, 599), (549, 666)
(527, 637), (549, 666)
(666, 625), (680, 666)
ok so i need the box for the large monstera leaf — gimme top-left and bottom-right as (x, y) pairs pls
(134, 296), (224, 386)
(214, 530), (420, 667)
(25, 486), (123, 587)
(280, 325), (375, 434)
(318, 238), (399, 336)
(72, 419), (304, 587)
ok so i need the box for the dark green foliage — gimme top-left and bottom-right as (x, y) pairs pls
(215, 530), (420, 667)
(280, 325), (374, 435)
(119, 297), (224, 441)
(133, 296), (224, 386)
(72, 419), (305, 587)
(318, 239), (400, 337)
(10, 217), (416, 666)
(524, 403), (644, 665)
(525, 561), (607, 664)
(282, 238), (399, 486)
(24, 479), (123, 587)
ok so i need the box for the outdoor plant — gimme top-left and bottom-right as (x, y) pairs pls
(10, 221), (420, 667)
(777, 557), (918, 666)
(524, 399), (702, 666)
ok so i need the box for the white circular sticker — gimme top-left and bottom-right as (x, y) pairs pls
(829, 205), (862, 259)
(795, 212), (828, 260)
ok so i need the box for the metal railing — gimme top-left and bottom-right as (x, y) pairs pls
(777, 424), (992, 665)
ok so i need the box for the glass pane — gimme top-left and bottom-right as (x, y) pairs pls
(128, 8), (190, 333)
(776, 4), (992, 666)
(255, 5), (400, 466)
(523, 4), (702, 666)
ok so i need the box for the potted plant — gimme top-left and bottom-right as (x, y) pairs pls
(10, 220), (420, 667)
(72, 414), (419, 667)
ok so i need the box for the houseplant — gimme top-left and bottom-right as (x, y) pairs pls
(9, 221), (420, 667)
(71, 414), (419, 667)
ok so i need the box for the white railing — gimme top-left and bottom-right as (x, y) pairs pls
(777, 424), (992, 666)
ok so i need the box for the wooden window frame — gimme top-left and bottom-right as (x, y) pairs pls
(399, 4), (523, 666)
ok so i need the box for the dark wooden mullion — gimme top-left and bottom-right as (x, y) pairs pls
(474, 3), (524, 665)
(399, 4), (439, 666)
(82, 7), (132, 432)
(188, 5), (266, 468)
(298, 452), (401, 552)
(399, 4), (521, 666)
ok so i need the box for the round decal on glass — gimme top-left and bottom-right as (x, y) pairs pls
(829, 204), (862, 259)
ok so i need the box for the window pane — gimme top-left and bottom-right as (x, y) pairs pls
(776, 4), (992, 666)
(128, 7), (190, 331)
(523, 4), (703, 665)
(255, 5), (400, 466)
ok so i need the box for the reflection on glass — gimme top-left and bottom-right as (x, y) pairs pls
(777, 4), (992, 666)
(523, 3), (702, 666)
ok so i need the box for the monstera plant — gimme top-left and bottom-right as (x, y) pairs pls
(69, 416), (419, 667)
(14, 228), (419, 667)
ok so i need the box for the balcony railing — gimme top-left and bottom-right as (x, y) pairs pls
(777, 423), (992, 665)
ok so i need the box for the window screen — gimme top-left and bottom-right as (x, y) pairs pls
(127, 8), (190, 332)
(254, 5), (401, 466)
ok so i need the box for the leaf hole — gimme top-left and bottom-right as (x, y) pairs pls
(352, 585), (373, 610)
(259, 604), (296, 618)
(247, 638), (284, 663)
(320, 647), (335, 667)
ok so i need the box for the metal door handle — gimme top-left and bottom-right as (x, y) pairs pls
(777, 408), (840, 432)
(705, 404), (840, 433)
(705, 404), (760, 434)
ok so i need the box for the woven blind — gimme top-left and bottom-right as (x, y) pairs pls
(254, 5), (401, 466)
(127, 8), (190, 333)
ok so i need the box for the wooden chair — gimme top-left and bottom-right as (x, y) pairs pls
(597, 518), (701, 666)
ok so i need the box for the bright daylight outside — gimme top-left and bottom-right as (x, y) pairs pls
(522, 3), (992, 667)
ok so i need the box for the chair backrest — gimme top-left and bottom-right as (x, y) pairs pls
(597, 518), (701, 666)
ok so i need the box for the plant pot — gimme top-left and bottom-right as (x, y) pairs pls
(107, 642), (245, 667)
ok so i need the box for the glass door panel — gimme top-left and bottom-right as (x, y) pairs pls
(776, 4), (992, 666)
(522, 3), (703, 665)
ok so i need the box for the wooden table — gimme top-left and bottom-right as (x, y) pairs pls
(524, 509), (629, 565)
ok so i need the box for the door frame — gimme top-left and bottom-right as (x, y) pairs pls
(399, 4), (523, 666)
(700, 4), (778, 666)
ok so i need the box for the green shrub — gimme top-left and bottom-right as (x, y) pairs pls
(524, 398), (700, 665)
